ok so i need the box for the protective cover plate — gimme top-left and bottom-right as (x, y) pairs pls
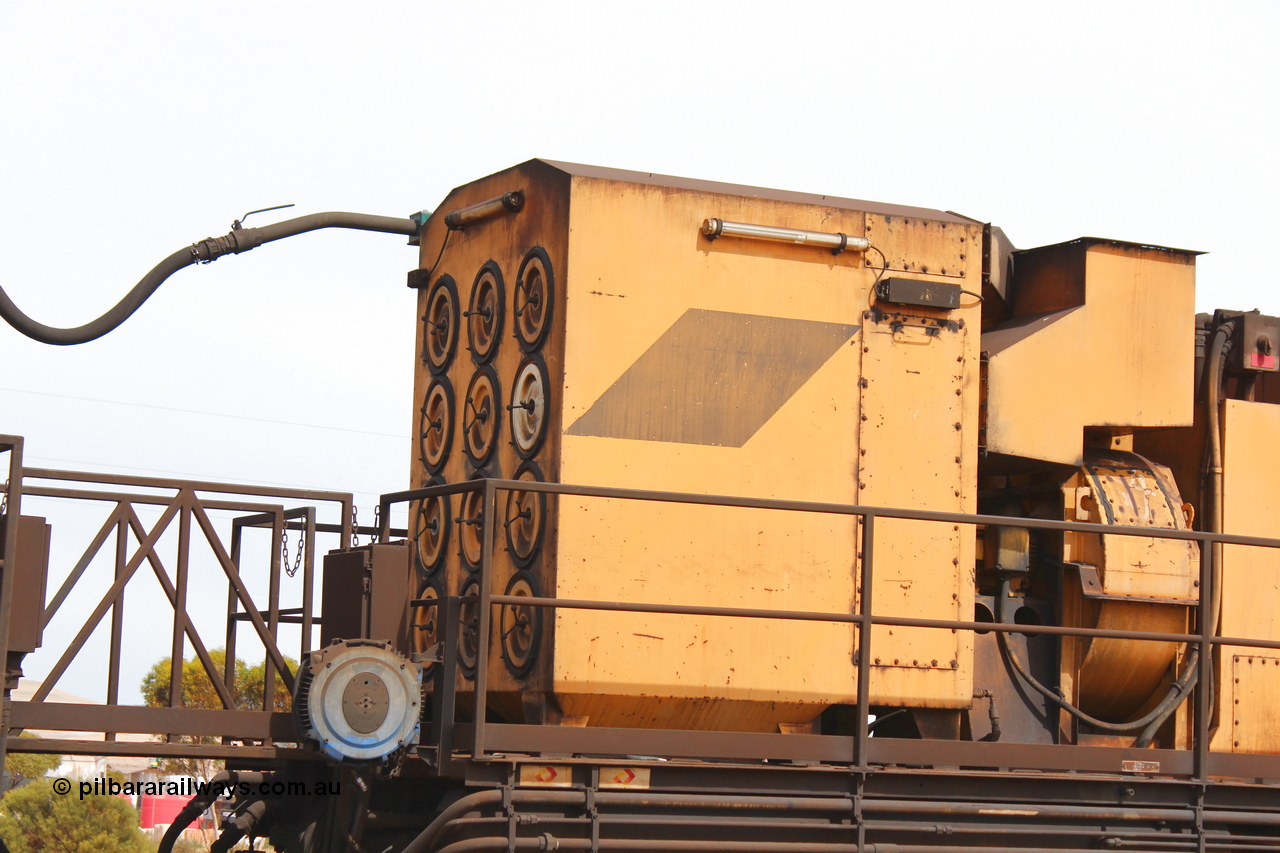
(304, 643), (421, 762)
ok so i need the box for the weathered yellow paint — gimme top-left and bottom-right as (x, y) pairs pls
(553, 174), (982, 726)
(1211, 400), (1280, 753)
(857, 311), (975, 706)
(1230, 655), (1280, 754)
(1059, 454), (1197, 721)
(414, 161), (984, 731)
(984, 242), (1196, 466)
(554, 178), (867, 728)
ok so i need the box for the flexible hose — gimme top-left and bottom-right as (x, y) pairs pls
(0, 248), (193, 345)
(157, 770), (269, 853)
(1201, 321), (1234, 738)
(0, 211), (418, 345)
(210, 798), (272, 853)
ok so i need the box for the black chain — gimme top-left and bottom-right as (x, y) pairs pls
(281, 520), (305, 579)
(350, 505), (360, 548)
(372, 505), (382, 545)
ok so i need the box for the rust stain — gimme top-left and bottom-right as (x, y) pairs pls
(633, 633), (664, 640)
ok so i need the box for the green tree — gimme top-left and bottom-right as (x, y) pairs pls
(0, 777), (150, 853)
(140, 647), (296, 779)
(4, 733), (61, 789)
(140, 648), (294, 712)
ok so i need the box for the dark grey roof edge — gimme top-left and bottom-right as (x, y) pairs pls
(535, 159), (974, 224)
(1013, 236), (1205, 257)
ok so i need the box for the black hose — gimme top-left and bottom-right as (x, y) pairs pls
(1201, 320), (1234, 738)
(157, 770), (269, 853)
(0, 211), (418, 346)
(866, 709), (908, 734)
(210, 798), (272, 853)
(974, 690), (1001, 742)
(0, 248), (193, 345)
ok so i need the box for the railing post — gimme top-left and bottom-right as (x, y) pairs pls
(226, 518), (244, 706)
(855, 512), (874, 771)
(301, 507), (316, 655)
(431, 595), (461, 776)
(473, 479), (498, 760)
(378, 496), (392, 543)
(0, 437), (25, 786)
(1195, 531), (1214, 782)
(167, 499), (193, 742)
(106, 513), (127, 741)
(263, 508), (284, 712)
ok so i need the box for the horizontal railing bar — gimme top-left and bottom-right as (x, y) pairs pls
(231, 612), (317, 624)
(485, 595), (1280, 650)
(25, 485), (285, 512)
(382, 480), (1280, 551)
(25, 466), (353, 503)
(458, 725), (1280, 779)
(10, 701), (295, 739)
(457, 726), (1280, 782)
(7, 736), (317, 761)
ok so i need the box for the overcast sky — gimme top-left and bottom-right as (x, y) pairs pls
(2, 1), (1277, 705)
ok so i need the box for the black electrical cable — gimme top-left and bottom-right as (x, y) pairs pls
(0, 211), (418, 346)
(210, 798), (273, 853)
(1199, 320), (1235, 739)
(157, 770), (270, 853)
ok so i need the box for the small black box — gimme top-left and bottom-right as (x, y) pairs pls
(876, 277), (962, 310)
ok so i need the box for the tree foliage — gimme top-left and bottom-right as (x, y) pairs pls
(140, 647), (296, 779)
(0, 777), (150, 853)
(140, 647), (294, 712)
(4, 733), (61, 789)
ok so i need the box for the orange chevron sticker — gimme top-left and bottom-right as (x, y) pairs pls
(599, 767), (650, 789)
(518, 764), (573, 787)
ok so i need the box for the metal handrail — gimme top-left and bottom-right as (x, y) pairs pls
(2, 462), (354, 759)
(384, 477), (1280, 781)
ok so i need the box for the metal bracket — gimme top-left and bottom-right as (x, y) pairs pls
(1067, 560), (1195, 606)
(585, 787), (600, 853)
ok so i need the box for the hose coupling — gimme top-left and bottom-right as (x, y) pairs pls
(191, 227), (264, 263)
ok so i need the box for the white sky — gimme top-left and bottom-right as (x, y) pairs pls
(2, 1), (1278, 705)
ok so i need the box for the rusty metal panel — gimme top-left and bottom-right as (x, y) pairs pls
(865, 213), (970, 279)
(983, 241), (1196, 465)
(1213, 400), (1280, 752)
(1059, 453), (1197, 722)
(1230, 655), (1280, 754)
(537, 159), (974, 225)
(1067, 455), (1198, 601)
(858, 308), (975, 707)
(416, 164), (984, 731)
(410, 160), (572, 714)
(553, 175), (871, 730)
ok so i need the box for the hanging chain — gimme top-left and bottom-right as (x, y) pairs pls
(350, 505), (360, 548)
(281, 519), (305, 579)
(0, 480), (8, 517)
(372, 505), (382, 545)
